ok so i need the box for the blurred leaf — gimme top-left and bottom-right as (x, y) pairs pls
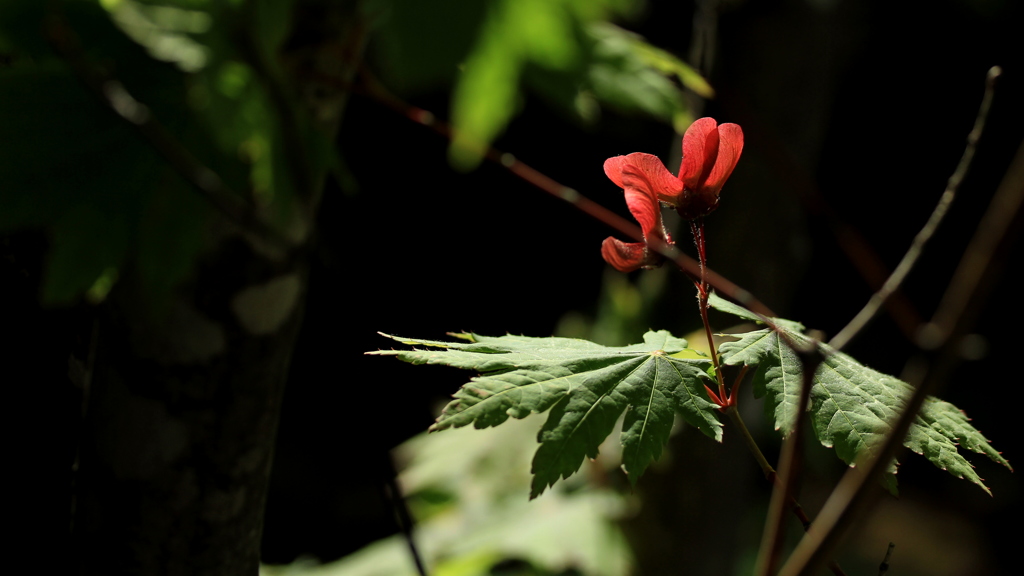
(135, 177), (210, 303)
(584, 23), (697, 127)
(247, 0), (295, 61)
(0, 2), (52, 56)
(601, 23), (714, 98)
(434, 551), (504, 576)
(262, 418), (633, 576)
(371, 0), (493, 94)
(86, 266), (120, 304)
(370, 0), (702, 168)
(104, 0), (214, 72)
(0, 3), (248, 305)
(449, 0), (634, 170)
(0, 64), (159, 303)
(447, 9), (520, 171)
(44, 206), (132, 305)
(443, 1), (710, 169)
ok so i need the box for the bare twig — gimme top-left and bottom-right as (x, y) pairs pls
(829, 67), (1001, 351)
(383, 455), (429, 576)
(755, 334), (824, 576)
(735, 107), (924, 342)
(877, 542), (895, 576)
(778, 97), (1024, 576)
(726, 405), (846, 576)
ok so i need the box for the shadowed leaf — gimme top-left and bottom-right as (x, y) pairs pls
(712, 292), (1011, 494)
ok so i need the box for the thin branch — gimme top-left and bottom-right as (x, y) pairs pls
(727, 407), (776, 480)
(764, 69), (999, 573)
(358, 71), (777, 318)
(733, 105), (924, 342)
(755, 335), (824, 576)
(692, 220), (729, 400)
(829, 67), (1000, 351)
(718, 309), (849, 576)
(235, 2), (316, 211)
(726, 405), (846, 576)
(44, 10), (293, 251)
(877, 542), (895, 576)
(778, 104), (1024, 576)
(383, 455), (429, 576)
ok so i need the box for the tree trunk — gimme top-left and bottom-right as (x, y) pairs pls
(72, 237), (307, 575)
(68, 0), (364, 570)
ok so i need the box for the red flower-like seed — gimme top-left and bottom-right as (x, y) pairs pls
(675, 117), (744, 219)
(600, 154), (673, 272)
(601, 118), (744, 271)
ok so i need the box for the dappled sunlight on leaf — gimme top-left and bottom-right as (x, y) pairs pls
(712, 293), (1011, 494)
(262, 417), (634, 576)
(372, 331), (722, 497)
(104, 0), (212, 72)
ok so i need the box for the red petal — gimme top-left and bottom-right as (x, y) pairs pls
(623, 187), (663, 242)
(603, 155), (630, 189)
(606, 153), (683, 202)
(679, 118), (721, 193)
(701, 123), (744, 197)
(601, 237), (648, 272)
(619, 153), (684, 203)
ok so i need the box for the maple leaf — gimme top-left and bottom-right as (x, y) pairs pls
(370, 331), (721, 498)
(710, 293), (1011, 494)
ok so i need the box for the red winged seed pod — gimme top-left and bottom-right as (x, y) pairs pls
(601, 118), (744, 272)
(673, 117), (744, 219)
(600, 153), (673, 272)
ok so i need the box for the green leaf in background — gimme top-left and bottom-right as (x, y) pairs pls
(607, 23), (714, 98)
(711, 293), (1012, 494)
(0, 0), (302, 305)
(262, 417), (633, 576)
(584, 22), (708, 132)
(371, 330), (721, 497)
(373, 0), (708, 170)
(103, 0), (214, 73)
(370, 0), (493, 94)
(0, 61), (183, 304)
(448, 0), (649, 170)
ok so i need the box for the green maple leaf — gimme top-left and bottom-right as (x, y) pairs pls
(711, 293), (1011, 494)
(370, 330), (721, 498)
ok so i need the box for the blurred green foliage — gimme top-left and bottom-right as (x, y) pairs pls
(0, 0), (308, 305)
(1, 0), (703, 305)
(261, 417), (634, 576)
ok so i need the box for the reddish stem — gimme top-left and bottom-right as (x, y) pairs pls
(691, 218), (729, 406)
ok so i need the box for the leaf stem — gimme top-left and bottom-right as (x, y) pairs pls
(756, 339), (823, 576)
(691, 219), (728, 400)
(727, 405), (847, 576)
(356, 68), (778, 317)
(691, 222), (848, 574)
(725, 406), (774, 479)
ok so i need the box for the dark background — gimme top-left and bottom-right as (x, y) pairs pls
(262, 0), (1024, 572)
(2, 0), (1019, 573)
